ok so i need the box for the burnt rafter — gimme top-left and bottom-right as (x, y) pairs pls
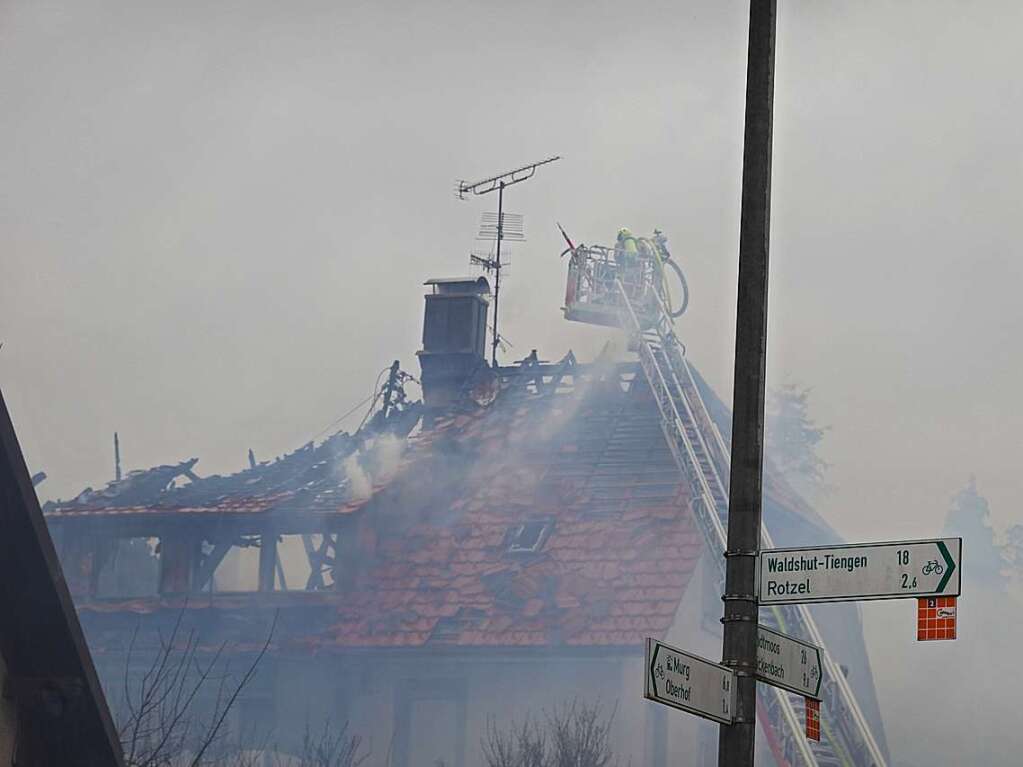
(45, 375), (424, 526)
(496, 354), (633, 399)
(302, 532), (339, 590)
(194, 540), (237, 591)
(56, 458), (201, 509)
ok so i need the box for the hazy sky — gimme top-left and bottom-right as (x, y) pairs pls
(3, 1), (1022, 762)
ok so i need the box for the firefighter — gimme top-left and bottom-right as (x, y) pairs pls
(616, 227), (639, 269)
(615, 227), (641, 298)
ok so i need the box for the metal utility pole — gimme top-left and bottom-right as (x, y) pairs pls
(492, 180), (505, 368)
(457, 155), (561, 367)
(719, 2), (777, 766)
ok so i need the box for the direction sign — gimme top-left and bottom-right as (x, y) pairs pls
(644, 639), (735, 724)
(759, 537), (961, 605)
(756, 626), (822, 699)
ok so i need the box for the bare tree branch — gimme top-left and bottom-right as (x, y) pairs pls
(481, 699), (619, 767)
(117, 609), (278, 767)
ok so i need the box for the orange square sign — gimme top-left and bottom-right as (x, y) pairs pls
(805, 698), (820, 741)
(917, 596), (957, 641)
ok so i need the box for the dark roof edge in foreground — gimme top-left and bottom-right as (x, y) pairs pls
(0, 387), (125, 766)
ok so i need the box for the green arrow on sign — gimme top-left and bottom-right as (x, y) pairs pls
(936, 541), (956, 593)
(811, 646), (822, 698)
(755, 626), (823, 700)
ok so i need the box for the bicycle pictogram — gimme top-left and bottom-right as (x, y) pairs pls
(922, 559), (944, 576)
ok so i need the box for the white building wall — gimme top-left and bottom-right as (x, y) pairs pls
(266, 653), (653, 765)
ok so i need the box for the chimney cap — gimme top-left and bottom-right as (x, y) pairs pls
(424, 276), (491, 296)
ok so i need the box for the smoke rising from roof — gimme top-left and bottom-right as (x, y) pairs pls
(341, 433), (406, 502)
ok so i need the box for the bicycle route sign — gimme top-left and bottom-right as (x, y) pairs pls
(644, 638), (735, 724)
(756, 626), (823, 700)
(759, 537), (961, 605)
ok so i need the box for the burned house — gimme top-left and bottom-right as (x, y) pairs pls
(43, 277), (889, 765)
(0, 389), (124, 766)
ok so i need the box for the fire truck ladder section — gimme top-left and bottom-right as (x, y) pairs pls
(616, 280), (887, 767)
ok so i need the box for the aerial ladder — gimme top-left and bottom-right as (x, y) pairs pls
(561, 229), (888, 767)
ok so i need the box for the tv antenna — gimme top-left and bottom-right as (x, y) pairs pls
(456, 155), (560, 367)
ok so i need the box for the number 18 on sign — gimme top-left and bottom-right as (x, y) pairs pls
(644, 639), (735, 724)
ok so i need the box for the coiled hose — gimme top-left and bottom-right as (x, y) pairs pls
(638, 236), (689, 318)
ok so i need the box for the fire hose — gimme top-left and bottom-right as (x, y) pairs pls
(638, 233), (689, 319)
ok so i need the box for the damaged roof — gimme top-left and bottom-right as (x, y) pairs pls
(71, 365), (707, 650)
(57, 358), (832, 652)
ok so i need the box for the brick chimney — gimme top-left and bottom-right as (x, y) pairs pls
(416, 277), (490, 407)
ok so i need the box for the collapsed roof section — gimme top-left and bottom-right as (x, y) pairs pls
(44, 396), (422, 522)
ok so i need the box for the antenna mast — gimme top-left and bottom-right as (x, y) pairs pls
(456, 155), (560, 367)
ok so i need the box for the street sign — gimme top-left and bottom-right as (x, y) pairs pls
(756, 626), (823, 700)
(644, 638), (735, 725)
(758, 537), (961, 605)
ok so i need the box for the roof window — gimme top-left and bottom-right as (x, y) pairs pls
(429, 607), (486, 643)
(506, 521), (551, 554)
